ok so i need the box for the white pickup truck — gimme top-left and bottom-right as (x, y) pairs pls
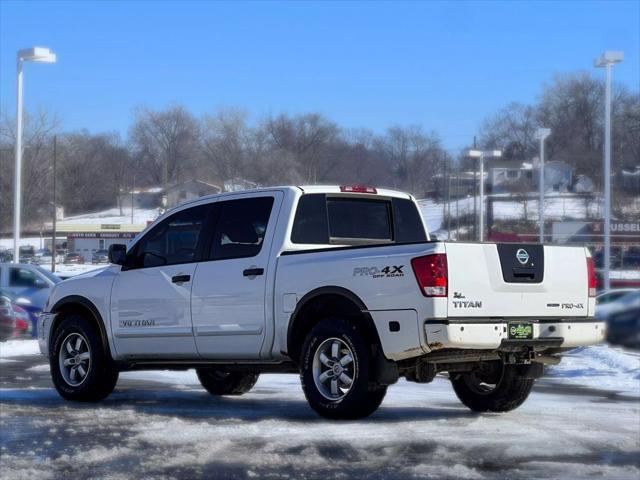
(39, 185), (604, 419)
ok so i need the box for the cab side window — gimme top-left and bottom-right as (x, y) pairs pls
(132, 205), (208, 268)
(209, 197), (274, 260)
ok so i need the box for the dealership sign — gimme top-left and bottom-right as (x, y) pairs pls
(68, 232), (137, 239)
(591, 221), (640, 237)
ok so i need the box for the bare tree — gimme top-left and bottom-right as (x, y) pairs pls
(264, 113), (339, 184)
(129, 106), (200, 189)
(0, 110), (60, 231)
(376, 126), (442, 196)
(479, 102), (538, 161)
(201, 108), (249, 183)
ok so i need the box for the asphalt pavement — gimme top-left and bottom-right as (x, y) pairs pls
(1, 353), (639, 480)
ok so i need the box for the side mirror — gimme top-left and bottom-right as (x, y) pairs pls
(108, 244), (127, 266)
(34, 278), (48, 289)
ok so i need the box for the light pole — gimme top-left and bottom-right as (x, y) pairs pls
(536, 128), (551, 243)
(466, 149), (502, 241)
(13, 47), (57, 263)
(595, 51), (623, 291)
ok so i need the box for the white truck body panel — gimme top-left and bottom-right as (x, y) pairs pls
(445, 243), (589, 318)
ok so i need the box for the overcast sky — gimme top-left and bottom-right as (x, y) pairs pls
(1, 0), (638, 152)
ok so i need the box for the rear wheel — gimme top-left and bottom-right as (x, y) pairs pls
(450, 361), (534, 412)
(300, 317), (387, 420)
(50, 315), (118, 401)
(196, 369), (259, 396)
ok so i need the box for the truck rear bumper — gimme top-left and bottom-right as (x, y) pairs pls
(424, 319), (605, 351)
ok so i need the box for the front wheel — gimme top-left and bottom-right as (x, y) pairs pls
(450, 362), (535, 413)
(300, 317), (387, 420)
(196, 369), (259, 396)
(50, 315), (119, 402)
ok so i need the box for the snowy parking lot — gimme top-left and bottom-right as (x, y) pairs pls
(1, 341), (639, 480)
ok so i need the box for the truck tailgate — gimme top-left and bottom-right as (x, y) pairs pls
(444, 243), (589, 318)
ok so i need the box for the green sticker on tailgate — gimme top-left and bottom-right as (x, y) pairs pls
(508, 323), (533, 340)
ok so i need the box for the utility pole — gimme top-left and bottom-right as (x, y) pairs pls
(536, 128), (551, 243)
(456, 161), (460, 239)
(472, 136), (477, 241)
(131, 173), (135, 224)
(446, 153), (451, 240)
(51, 135), (57, 272)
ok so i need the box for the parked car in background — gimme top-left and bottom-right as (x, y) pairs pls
(595, 289), (640, 349)
(34, 251), (55, 266)
(593, 248), (622, 270)
(622, 247), (640, 269)
(64, 253), (85, 264)
(18, 245), (36, 264)
(0, 289), (31, 338)
(596, 288), (638, 305)
(0, 263), (61, 337)
(91, 249), (109, 264)
(0, 292), (16, 341)
(0, 249), (11, 263)
(55, 250), (66, 264)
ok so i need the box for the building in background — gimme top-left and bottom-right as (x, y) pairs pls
(165, 180), (221, 208)
(56, 223), (147, 262)
(119, 180), (222, 211)
(489, 159), (577, 194)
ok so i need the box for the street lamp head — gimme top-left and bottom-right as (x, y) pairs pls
(17, 47), (57, 63)
(594, 51), (623, 68)
(536, 128), (551, 140)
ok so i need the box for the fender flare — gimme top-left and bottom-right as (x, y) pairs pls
(50, 295), (112, 359)
(285, 285), (372, 356)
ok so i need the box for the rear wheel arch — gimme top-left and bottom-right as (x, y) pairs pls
(50, 296), (112, 361)
(286, 286), (382, 363)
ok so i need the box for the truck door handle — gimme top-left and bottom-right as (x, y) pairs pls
(171, 274), (191, 283)
(243, 268), (264, 277)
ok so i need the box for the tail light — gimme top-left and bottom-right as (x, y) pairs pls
(411, 254), (448, 297)
(586, 256), (597, 297)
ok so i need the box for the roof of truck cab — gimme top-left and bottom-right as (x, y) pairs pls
(297, 185), (413, 199)
(180, 185), (412, 207)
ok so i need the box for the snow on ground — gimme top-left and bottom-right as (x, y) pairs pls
(417, 194), (638, 233)
(56, 207), (160, 225)
(38, 263), (106, 278)
(547, 345), (640, 394)
(1, 340), (639, 479)
(0, 339), (40, 358)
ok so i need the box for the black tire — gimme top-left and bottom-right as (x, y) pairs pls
(196, 369), (259, 396)
(300, 317), (387, 420)
(450, 362), (534, 413)
(50, 314), (118, 402)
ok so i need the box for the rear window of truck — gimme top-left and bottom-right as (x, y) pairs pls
(291, 194), (426, 245)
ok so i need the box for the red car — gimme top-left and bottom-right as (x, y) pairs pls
(12, 304), (31, 337)
(64, 253), (85, 264)
(0, 292), (31, 340)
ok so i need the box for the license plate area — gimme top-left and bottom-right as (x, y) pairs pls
(508, 322), (533, 340)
